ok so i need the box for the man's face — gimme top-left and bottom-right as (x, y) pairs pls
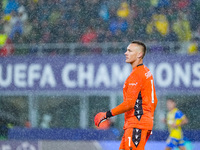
(124, 43), (142, 64)
(166, 100), (176, 111)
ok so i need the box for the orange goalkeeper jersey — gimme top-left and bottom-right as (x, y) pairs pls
(111, 64), (157, 130)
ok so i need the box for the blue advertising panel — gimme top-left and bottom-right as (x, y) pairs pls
(99, 141), (200, 150)
(0, 54), (199, 93)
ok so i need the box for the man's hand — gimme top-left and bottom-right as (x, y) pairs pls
(94, 112), (107, 127)
(94, 111), (114, 127)
(170, 123), (178, 128)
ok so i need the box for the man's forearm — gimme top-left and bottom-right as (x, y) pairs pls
(111, 100), (134, 116)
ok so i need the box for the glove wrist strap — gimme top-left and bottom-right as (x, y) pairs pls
(106, 110), (113, 118)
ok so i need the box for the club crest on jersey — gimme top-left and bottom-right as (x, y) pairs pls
(145, 71), (152, 79)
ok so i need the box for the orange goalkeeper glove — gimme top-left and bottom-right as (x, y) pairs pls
(94, 111), (113, 127)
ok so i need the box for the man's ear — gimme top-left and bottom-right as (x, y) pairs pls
(137, 52), (143, 58)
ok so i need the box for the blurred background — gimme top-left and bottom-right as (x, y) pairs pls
(0, 0), (200, 149)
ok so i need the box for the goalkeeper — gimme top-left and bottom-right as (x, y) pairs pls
(94, 41), (158, 150)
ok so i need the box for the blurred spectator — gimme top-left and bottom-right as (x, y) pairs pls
(0, 38), (15, 57)
(0, 0), (199, 55)
(109, 17), (128, 35)
(150, 0), (159, 7)
(146, 8), (169, 41)
(157, 0), (171, 8)
(1, 0), (7, 10)
(2, 14), (12, 35)
(33, 0), (38, 3)
(99, 2), (109, 21)
(187, 37), (199, 55)
(81, 27), (97, 44)
(24, 120), (31, 128)
(4, 0), (19, 14)
(172, 11), (192, 41)
(117, 2), (130, 18)
(40, 114), (52, 128)
(48, 7), (61, 26)
(17, 4), (32, 42)
(0, 27), (14, 56)
(0, 29), (8, 48)
(173, 0), (190, 10)
(9, 10), (23, 42)
(18, 5), (28, 23)
(150, 0), (170, 8)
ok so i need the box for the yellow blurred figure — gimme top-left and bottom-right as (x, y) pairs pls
(2, 0), (8, 10)
(117, 2), (130, 18)
(3, 14), (11, 22)
(33, 0), (38, 3)
(146, 14), (169, 36)
(173, 12), (192, 41)
(188, 41), (198, 55)
(150, 0), (159, 7)
(0, 34), (8, 47)
(154, 14), (169, 36)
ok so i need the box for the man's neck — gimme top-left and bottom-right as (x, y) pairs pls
(169, 107), (177, 113)
(131, 59), (143, 69)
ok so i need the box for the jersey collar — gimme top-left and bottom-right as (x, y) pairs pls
(137, 64), (143, 67)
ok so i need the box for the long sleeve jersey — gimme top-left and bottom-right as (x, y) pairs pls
(111, 64), (158, 130)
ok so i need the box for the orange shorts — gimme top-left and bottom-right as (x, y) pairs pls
(119, 128), (151, 150)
